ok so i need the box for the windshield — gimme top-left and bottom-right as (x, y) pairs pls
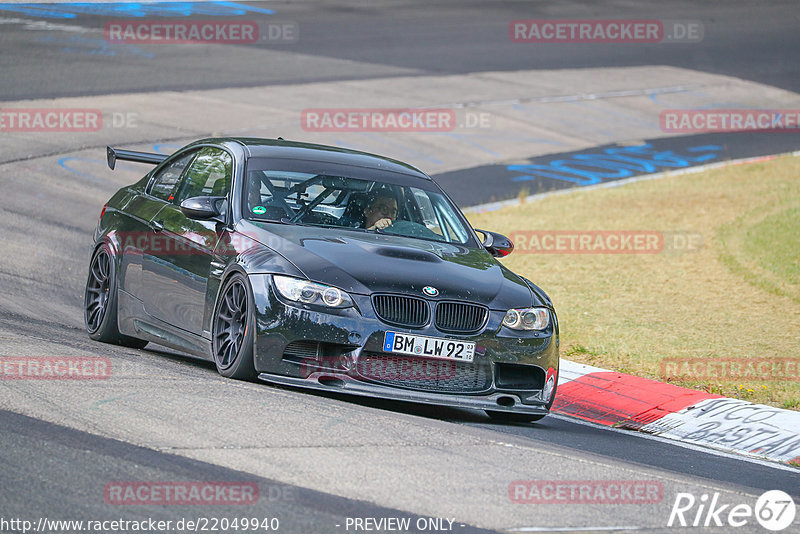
(242, 168), (473, 245)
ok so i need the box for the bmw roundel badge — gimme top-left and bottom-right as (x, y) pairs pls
(423, 286), (439, 297)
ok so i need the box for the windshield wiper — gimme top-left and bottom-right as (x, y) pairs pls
(249, 217), (296, 225)
(290, 221), (346, 230)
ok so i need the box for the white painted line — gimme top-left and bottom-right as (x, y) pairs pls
(557, 359), (609, 385)
(493, 146), (800, 466)
(549, 413), (800, 473)
(506, 526), (642, 532)
(0, 16), (95, 33)
(448, 84), (700, 109)
(553, 359), (800, 466)
(640, 398), (800, 463)
(0, 0), (244, 4)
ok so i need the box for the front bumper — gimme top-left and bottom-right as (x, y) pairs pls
(249, 274), (559, 412)
(258, 371), (551, 415)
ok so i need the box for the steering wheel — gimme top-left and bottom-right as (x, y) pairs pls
(381, 220), (441, 240)
(299, 211), (340, 226)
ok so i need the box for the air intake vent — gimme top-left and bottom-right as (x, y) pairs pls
(495, 362), (545, 390)
(283, 340), (320, 360)
(372, 295), (430, 328)
(435, 302), (488, 333)
(357, 354), (491, 393)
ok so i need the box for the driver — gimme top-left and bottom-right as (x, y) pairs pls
(363, 190), (398, 230)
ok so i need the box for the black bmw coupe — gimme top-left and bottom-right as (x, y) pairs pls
(85, 138), (559, 421)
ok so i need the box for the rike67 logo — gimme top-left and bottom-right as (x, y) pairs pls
(668, 490), (796, 531)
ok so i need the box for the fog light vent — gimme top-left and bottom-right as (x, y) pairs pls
(495, 363), (545, 390)
(283, 341), (320, 360)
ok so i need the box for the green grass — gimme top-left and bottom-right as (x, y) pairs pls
(466, 155), (800, 409)
(718, 206), (800, 303)
(748, 208), (800, 284)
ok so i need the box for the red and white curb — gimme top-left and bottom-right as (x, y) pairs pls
(554, 360), (800, 465)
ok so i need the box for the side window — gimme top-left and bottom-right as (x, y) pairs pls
(432, 196), (469, 243)
(149, 151), (196, 201)
(173, 147), (233, 205)
(412, 188), (444, 238)
(245, 172), (275, 213)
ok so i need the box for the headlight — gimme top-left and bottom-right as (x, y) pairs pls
(503, 307), (550, 330)
(273, 275), (353, 309)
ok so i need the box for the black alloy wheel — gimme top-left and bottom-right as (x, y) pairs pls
(212, 273), (257, 380)
(84, 245), (148, 348)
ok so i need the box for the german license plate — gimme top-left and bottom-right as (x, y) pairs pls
(383, 332), (475, 362)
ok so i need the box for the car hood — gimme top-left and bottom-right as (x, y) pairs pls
(238, 221), (534, 309)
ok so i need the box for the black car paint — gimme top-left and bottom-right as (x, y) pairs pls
(91, 138), (559, 416)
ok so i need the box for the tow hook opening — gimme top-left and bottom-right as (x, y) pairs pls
(318, 375), (346, 388)
(496, 396), (516, 407)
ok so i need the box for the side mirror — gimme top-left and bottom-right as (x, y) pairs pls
(180, 196), (226, 222)
(475, 229), (513, 258)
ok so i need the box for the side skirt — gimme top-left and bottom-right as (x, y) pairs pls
(118, 289), (212, 360)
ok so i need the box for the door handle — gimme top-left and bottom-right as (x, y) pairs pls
(150, 220), (164, 232)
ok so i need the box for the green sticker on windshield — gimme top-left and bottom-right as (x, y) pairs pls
(252, 206), (267, 215)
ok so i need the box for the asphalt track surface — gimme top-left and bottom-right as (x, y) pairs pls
(1, 1), (799, 532)
(1, 411), (497, 534)
(437, 131), (800, 206)
(1, 0), (799, 100)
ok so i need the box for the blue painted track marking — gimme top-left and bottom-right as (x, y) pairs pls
(153, 143), (182, 154)
(58, 156), (110, 184)
(507, 143), (722, 185)
(58, 144), (176, 183)
(0, 2), (274, 19)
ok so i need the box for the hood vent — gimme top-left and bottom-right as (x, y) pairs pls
(375, 247), (442, 263)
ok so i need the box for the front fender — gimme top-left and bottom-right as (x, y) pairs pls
(201, 231), (306, 337)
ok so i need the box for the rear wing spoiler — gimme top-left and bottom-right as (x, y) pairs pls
(106, 146), (168, 170)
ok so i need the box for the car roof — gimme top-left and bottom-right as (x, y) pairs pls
(208, 137), (431, 181)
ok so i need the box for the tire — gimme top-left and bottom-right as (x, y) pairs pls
(84, 244), (148, 349)
(211, 272), (257, 380)
(485, 380), (558, 423)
